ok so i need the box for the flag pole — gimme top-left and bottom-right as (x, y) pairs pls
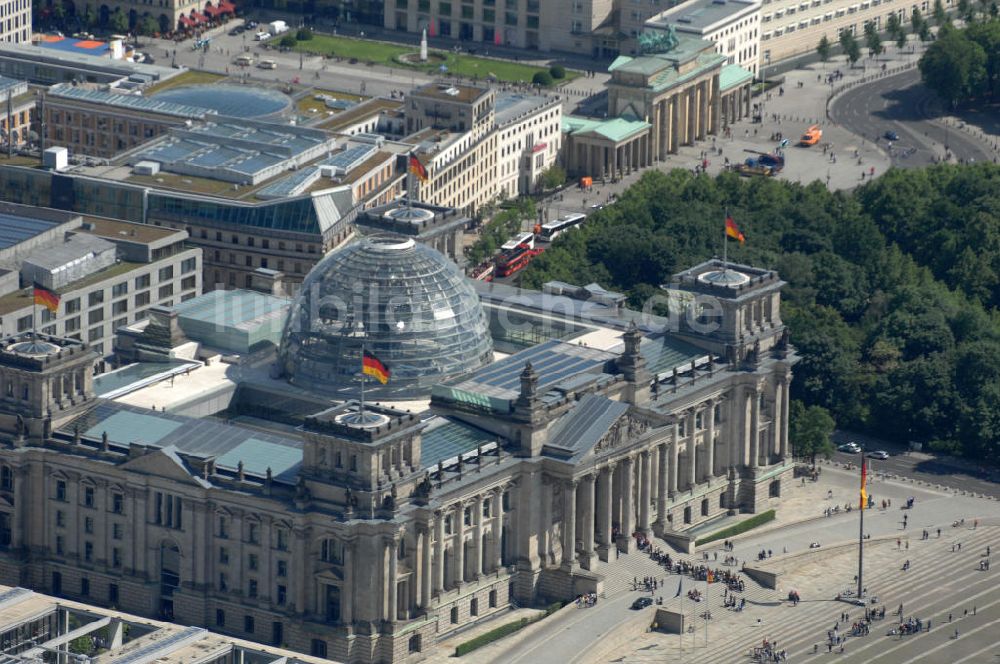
(407, 151), (414, 212)
(723, 207), (729, 273)
(857, 451), (865, 600)
(359, 342), (366, 421)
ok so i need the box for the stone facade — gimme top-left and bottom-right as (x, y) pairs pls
(0, 259), (796, 663)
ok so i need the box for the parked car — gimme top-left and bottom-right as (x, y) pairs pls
(867, 450), (890, 460)
(228, 25), (244, 36)
(631, 597), (653, 610)
(884, 130), (899, 141)
(838, 442), (861, 453)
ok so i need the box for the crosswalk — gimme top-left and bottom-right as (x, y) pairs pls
(595, 526), (998, 663)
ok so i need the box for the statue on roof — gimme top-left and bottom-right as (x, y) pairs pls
(638, 27), (679, 55)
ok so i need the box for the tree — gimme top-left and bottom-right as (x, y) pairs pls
(919, 20), (933, 41)
(110, 7), (128, 34)
(887, 12), (902, 38)
(958, 0), (974, 21)
(140, 14), (159, 36)
(279, 34), (297, 48)
(934, 0), (948, 25)
(296, 27), (313, 40)
(866, 28), (884, 59)
(816, 34), (832, 62)
(790, 401), (837, 464)
(549, 64), (566, 79)
(911, 7), (924, 34)
(896, 29), (908, 49)
(841, 31), (862, 66)
(539, 165), (566, 190)
(82, 5), (96, 28)
(920, 29), (988, 106)
(532, 70), (553, 86)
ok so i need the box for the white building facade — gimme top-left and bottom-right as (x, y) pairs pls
(647, 0), (763, 76)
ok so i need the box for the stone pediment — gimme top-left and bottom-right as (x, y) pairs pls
(543, 394), (642, 460)
(119, 445), (211, 488)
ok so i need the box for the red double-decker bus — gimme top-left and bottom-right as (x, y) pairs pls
(495, 245), (534, 277)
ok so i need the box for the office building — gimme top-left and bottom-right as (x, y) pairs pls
(646, 0), (763, 75)
(0, 0), (30, 44)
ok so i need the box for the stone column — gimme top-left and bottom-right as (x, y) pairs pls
(622, 457), (634, 542)
(387, 539), (398, 622)
(688, 410), (697, 489)
(639, 451), (651, 533)
(656, 443), (669, 532)
(561, 480), (577, 568)
(597, 465), (613, 560)
(750, 389), (761, 468)
(493, 489), (505, 571)
(434, 512), (445, 593)
(781, 378), (791, 459)
(669, 422), (680, 495)
(421, 523), (432, 608)
(454, 504), (465, 586)
(581, 474), (597, 570)
(474, 495), (485, 578)
(342, 542), (354, 624)
(705, 400), (716, 480)
(772, 382), (783, 460)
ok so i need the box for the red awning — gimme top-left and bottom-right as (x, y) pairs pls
(204, 4), (221, 16)
(178, 14), (194, 27)
(191, 11), (208, 22)
(218, 0), (236, 13)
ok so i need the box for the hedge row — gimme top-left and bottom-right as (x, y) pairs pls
(454, 601), (566, 657)
(695, 509), (776, 546)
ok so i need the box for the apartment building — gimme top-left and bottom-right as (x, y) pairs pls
(0, 0), (30, 44)
(0, 204), (201, 359)
(385, 0), (670, 56)
(406, 82), (561, 213)
(758, 0), (949, 61)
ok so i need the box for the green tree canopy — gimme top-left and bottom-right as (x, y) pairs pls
(919, 27), (988, 106)
(817, 35), (832, 62)
(789, 401), (837, 463)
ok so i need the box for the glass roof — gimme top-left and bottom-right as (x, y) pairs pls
(279, 236), (494, 398)
(153, 85), (291, 119)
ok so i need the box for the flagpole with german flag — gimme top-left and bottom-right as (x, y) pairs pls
(857, 451), (866, 600)
(723, 210), (745, 272)
(359, 345), (390, 420)
(33, 282), (60, 339)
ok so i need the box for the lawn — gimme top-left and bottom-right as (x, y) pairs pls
(144, 70), (227, 95)
(297, 89), (366, 116)
(293, 34), (576, 85)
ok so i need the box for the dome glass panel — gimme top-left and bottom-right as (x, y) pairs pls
(279, 236), (494, 397)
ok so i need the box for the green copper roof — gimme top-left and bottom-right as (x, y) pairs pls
(563, 115), (651, 143)
(720, 64), (754, 91)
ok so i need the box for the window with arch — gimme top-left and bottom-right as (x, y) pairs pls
(0, 466), (12, 491)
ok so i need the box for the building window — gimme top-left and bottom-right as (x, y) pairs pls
(275, 528), (288, 551)
(216, 609), (225, 627)
(88, 291), (104, 307)
(56, 510), (65, 527)
(181, 257), (197, 273)
(248, 579), (258, 598)
(113, 523), (123, 540)
(248, 523), (259, 544)
(84, 486), (94, 507)
(135, 292), (151, 307)
(248, 553), (258, 571)
(80, 578), (89, 596)
(112, 493), (124, 514)
(84, 517), (94, 534)
(56, 535), (64, 556)
(489, 589), (497, 607)
(450, 606), (459, 624)
(88, 309), (104, 325)
(56, 481), (67, 502)
(109, 583), (119, 606)
(219, 573), (228, 591)
(276, 584), (286, 605)
(0, 467), (11, 491)
(218, 516), (229, 538)
(84, 541), (93, 562)
(112, 547), (122, 568)
(112, 282), (128, 298)
(244, 616), (254, 633)
(470, 597), (478, 616)
(158, 266), (174, 281)
(219, 547), (229, 564)
(277, 560), (287, 577)
(310, 640), (327, 658)
(66, 298), (81, 314)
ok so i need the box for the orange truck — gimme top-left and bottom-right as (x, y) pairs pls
(799, 125), (822, 147)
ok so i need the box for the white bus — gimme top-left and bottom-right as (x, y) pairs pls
(501, 231), (536, 251)
(538, 213), (586, 241)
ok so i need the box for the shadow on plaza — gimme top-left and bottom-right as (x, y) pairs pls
(871, 77), (1000, 138)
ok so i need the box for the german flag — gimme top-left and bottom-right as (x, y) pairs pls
(33, 283), (60, 313)
(362, 350), (390, 384)
(859, 459), (867, 511)
(725, 215), (745, 244)
(408, 155), (429, 182)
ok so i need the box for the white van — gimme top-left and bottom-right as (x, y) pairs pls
(235, 54), (254, 66)
(254, 30), (270, 41)
(257, 58), (277, 69)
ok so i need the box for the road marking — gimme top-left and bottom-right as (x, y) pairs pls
(950, 639), (1000, 664)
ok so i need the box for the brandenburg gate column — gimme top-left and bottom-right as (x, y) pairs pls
(659, 99), (669, 158)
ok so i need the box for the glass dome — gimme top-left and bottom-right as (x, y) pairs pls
(279, 235), (494, 397)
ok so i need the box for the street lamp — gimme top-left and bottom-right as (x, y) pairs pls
(760, 51), (771, 122)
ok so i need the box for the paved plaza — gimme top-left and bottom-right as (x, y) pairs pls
(428, 463), (998, 663)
